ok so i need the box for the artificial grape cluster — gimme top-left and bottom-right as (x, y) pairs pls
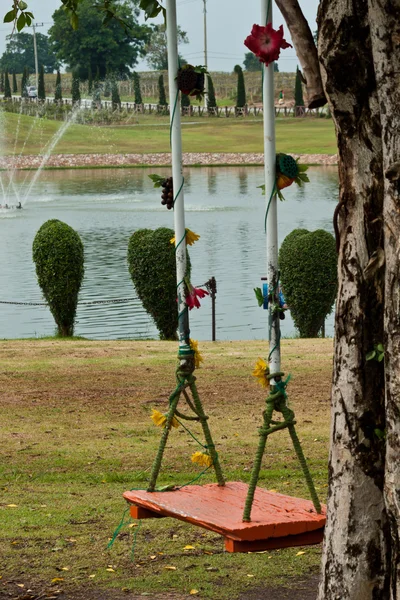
(161, 177), (174, 209)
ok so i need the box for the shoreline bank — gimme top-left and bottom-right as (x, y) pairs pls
(0, 152), (338, 170)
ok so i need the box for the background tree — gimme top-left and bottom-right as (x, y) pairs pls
(132, 71), (142, 104)
(145, 23), (188, 70)
(38, 64), (45, 101)
(20, 66), (28, 98)
(32, 220), (84, 338)
(234, 64), (246, 108)
(71, 70), (81, 104)
(87, 63), (93, 94)
(3, 71), (11, 100)
(49, 0), (151, 79)
(12, 71), (17, 93)
(111, 78), (121, 110)
(207, 74), (217, 110)
(294, 65), (304, 115)
(103, 70), (111, 97)
(243, 52), (262, 72)
(158, 73), (167, 106)
(0, 32), (59, 74)
(54, 69), (62, 102)
(0, 71), (4, 93)
(92, 67), (101, 108)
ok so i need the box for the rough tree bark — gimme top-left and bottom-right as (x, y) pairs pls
(368, 1), (400, 597)
(275, 0), (326, 108)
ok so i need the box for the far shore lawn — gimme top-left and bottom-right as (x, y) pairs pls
(1, 338), (331, 600)
(1, 112), (336, 157)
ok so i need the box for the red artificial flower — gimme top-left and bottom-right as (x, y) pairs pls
(185, 280), (209, 310)
(244, 23), (292, 67)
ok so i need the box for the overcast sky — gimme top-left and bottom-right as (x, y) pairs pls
(0, 0), (319, 73)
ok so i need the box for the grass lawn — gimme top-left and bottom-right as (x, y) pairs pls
(1, 112), (337, 157)
(0, 338), (332, 599)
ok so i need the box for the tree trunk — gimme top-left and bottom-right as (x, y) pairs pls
(274, 0), (326, 108)
(317, 0), (389, 597)
(368, 1), (400, 597)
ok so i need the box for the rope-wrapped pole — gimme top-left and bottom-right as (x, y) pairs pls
(166, 0), (191, 352)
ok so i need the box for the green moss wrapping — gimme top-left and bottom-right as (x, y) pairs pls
(127, 228), (191, 340)
(32, 219), (84, 337)
(279, 229), (337, 338)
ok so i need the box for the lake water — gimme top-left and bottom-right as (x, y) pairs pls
(0, 166), (339, 341)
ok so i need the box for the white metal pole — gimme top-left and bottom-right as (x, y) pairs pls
(203, 0), (208, 109)
(166, 0), (190, 351)
(262, 0), (280, 378)
(32, 22), (39, 92)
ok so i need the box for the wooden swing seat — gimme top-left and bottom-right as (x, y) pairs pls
(123, 481), (326, 553)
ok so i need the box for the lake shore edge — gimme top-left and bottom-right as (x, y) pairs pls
(1, 152), (338, 170)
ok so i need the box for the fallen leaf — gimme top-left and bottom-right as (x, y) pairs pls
(296, 551), (306, 556)
(269, 489), (277, 493)
(189, 590), (199, 595)
(164, 566), (177, 571)
(183, 545), (195, 550)
(51, 578), (64, 583)
(172, 534), (178, 539)
(247, 574), (254, 578)
(89, 574), (96, 579)
(12, 541), (19, 545)
(203, 551), (213, 555)
(7, 504), (18, 508)
(106, 568), (115, 572)
(128, 523), (137, 528)
(16, 583), (25, 588)
(150, 556), (156, 560)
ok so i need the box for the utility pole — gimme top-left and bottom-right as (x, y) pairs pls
(203, 0), (208, 109)
(31, 22), (44, 92)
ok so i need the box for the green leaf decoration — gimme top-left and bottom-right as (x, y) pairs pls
(374, 428), (386, 440)
(19, 0), (28, 9)
(148, 174), (165, 188)
(254, 287), (264, 307)
(297, 163), (309, 173)
(139, 0), (165, 20)
(366, 350), (376, 361)
(298, 173), (310, 183)
(258, 184), (266, 195)
(376, 343), (384, 352)
(16, 12), (26, 31)
(4, 9), (17, 23)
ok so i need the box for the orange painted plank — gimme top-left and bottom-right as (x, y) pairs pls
(224, 528), (324, 553)
(123, 482), (326, 542)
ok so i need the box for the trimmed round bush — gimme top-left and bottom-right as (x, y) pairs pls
(32, 219), (84, 337)
(127, 228), (191, 340)
(279, 228), (337, 337)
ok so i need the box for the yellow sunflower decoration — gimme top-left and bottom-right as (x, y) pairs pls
(170, 228), (200, 246)
(191, 451), (213, 468)
(151, 409), (180, 429)
(189, 338), (203, 369)
(252, 357), (270, 388)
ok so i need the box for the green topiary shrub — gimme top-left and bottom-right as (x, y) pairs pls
(234, 64), (246, 108)
(127, 228), (191, 340)
(279, 228), (337, 338)
(32, 220), (84, 337)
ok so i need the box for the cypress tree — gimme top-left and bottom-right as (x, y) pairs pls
(234, 65), (246, 108)
(71, 71), (81, 105)
(12, 71), (17, 94)
(294, 66), (304, 112)
(21, 67), (28, 98)
(0, 71), (4, 93)
(181, 92), (190, 110)
(207, 74), (217, 109)
(103, 68), (111, 97)
(111, 78), (121, 110)
(55, 69), (62, 102)
(88, 64), (93, 94)
(38, 64), (45, 101)
(4, 71), (11, 100)
(158, 74), (167, 106)
(133, 71), (142, 104)
(92, 67), (101, 108)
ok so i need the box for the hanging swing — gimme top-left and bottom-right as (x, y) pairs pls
(123, 0), (326, 553)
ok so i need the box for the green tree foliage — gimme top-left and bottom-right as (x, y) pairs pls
(294, 65), (304, 107)
(55, 69), (62, 101)
(279, 229), (337, 338)
(234, 64), (246, 107)
(87, 63), (93, 94)
(32, 219), (84, 338)
(206, 74), (217, 109)
(71, 70), (81, 104)
(49, 0), (151, 79)
(0, 71), (4, 93)
(21, 66), (28, 98)
(103, 72), (111, 97)
(145, 23), (188, 70)
(127, 228), (191, 340)
(158, 73), (167, 106)
(111, 78), (121, 109)
(92, 68), (101, 107)
(4, 71), (11, 99)
(12, 71), (17, 93)
(38, 64), (45, 101)
(133, 71), (142, 104)
(0, 32), (59, 74)
(243, 52), (261, 72)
